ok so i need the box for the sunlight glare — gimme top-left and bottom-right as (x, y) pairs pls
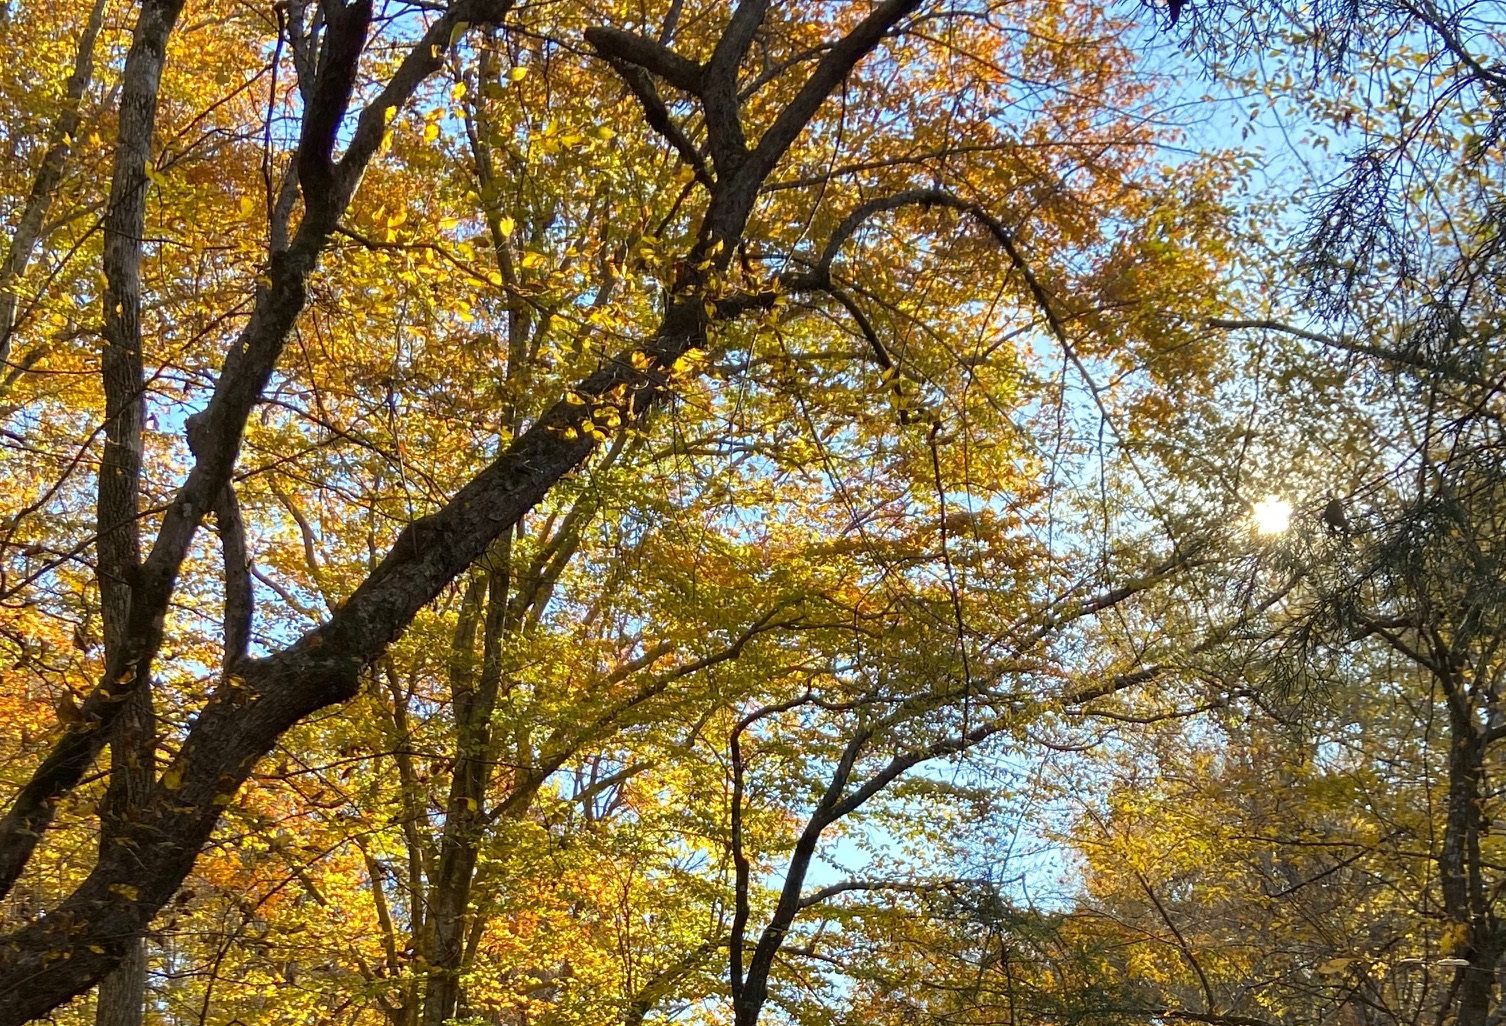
(1252, 496), (1292, 536)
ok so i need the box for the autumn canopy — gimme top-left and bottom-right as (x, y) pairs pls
(0, 0), (1503, 1025)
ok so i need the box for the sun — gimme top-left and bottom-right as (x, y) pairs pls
(1252, 495), (1292, 536)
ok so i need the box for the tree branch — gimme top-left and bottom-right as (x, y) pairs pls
(0, 0), (107, 367)
(699, 0), (765, 175)
(1207, 316), (1500, 390)
(584, 26), (704, 93)
(596, 55), (713, 189)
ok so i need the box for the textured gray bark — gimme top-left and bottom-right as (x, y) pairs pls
(91, 683), (154, 1026)
(93, 937), (147, 1026)
(93, 3), (187, 1022)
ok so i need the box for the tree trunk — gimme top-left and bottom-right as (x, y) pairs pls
(421, 551), (510, 1026)
(93, 939), (146, 1026)
(1442, 694), (1500, 1026)
(91, 0), (180, 1020)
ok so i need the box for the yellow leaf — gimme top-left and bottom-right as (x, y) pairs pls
(423, 122), (440, 143)
(507, 66), (528, 82)
(498, 216), (515, 235)
(388, 208), (408, 228)
(672, 350), (706, 375)
(162, 764), (184, 790)
(238, 195), (254, 217)
(451, 81), (467, 103)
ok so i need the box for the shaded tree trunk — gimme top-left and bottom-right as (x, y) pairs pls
(1442, 696), (1504, 1026)
(420, 553), (510, 1026)
(92, 1), (183, 1021)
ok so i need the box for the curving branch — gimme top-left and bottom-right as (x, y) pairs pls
(595, 54), (714, 189)
(584, 25), (705, 93)
(716, 186), (1064, 406)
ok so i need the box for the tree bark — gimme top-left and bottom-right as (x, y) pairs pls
(92, 2), (185, 1021)
(90, 688), (155, 1026)
(420, 552), (510, 1026)
(0, 0), (515, 903)
(1442, 694), (1503, 1026)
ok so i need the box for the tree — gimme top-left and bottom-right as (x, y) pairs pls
(0, 0), (1239, 1021)
(1024, 0), (1506, 1021)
